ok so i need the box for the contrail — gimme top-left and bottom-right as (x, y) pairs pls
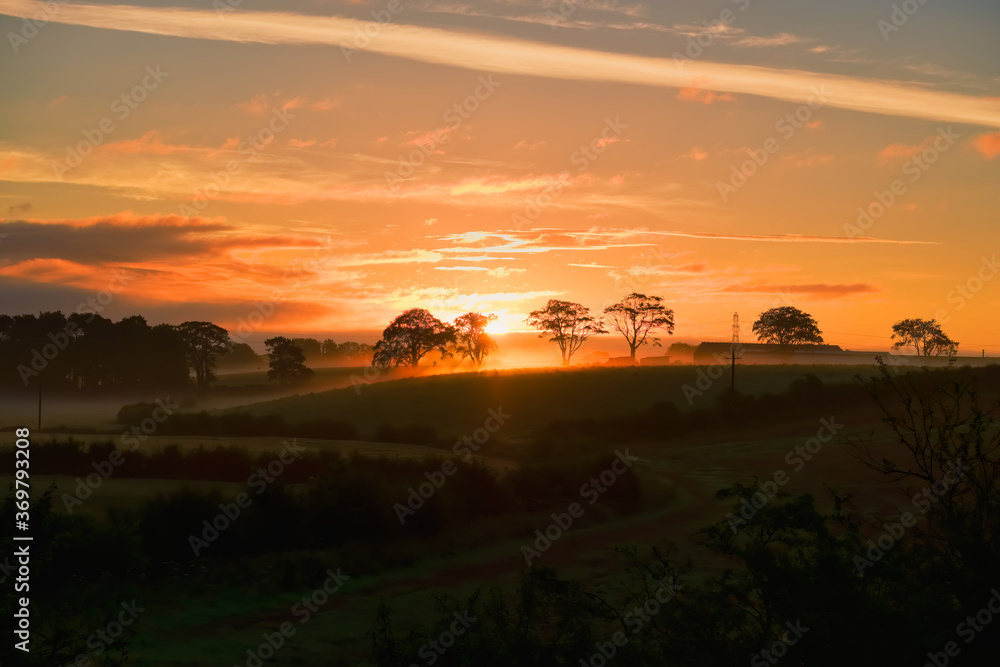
(3, 0), (999, 128)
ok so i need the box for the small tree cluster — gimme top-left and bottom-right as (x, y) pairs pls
(371, 309), (499, 369)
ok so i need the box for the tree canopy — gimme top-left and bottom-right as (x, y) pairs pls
(372, 308), (456, 368)
(603, 293), (675, 360)
(751, 306), (824, 350)
(891, 318), (958, 356)
(453, 312), (499, 366)
(176, 321), (232, 387)
(526, 299), (606, 365)
(265, 336), (314, 384)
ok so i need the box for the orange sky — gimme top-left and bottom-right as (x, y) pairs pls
(0, 0), (998, 356)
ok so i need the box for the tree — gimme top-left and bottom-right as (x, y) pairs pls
(372, 309), (455, 368)
(890, 318), (958, 356)
(265, 336), (314, 384)
(290, 337), (322, 359)
(526, 299), (606, 365)
(603, 293), (675, 360)
(453, 312), (499, 366)
(751, 306), (823, 351)
(175, 321), (231, 387)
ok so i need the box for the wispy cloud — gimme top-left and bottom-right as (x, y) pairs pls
(722, 282), (879, 298)
(971, 131), (1000, 159)
(4, 1), (998, 127)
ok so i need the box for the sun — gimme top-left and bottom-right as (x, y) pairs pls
(486, 319), (509, 335)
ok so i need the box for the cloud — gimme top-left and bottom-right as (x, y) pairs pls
(722, 282), (879, 298)
(878, 136), (936, 163)
(679, 146), (708, 161)
(567, 262), (614, 269)
(971, 131), (1000, 159)
(311, 97), (341, 111)
(784, 152), (835, 167)
(677, 88), (736, 104)
(5, 0), (999, 128)
(732, 33), (808, 48)
(0, 212), (318, 264)
(568, 226), (933, 245)
(405, 126), (454, 149)
(513, 139), (547, 151)
(101, 130), (190, 156)
(487, 266), (526, 277)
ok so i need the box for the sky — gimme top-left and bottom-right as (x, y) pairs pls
(0, 0), (998, 356)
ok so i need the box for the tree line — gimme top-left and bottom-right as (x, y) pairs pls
(0, 303), (960, 390)
(0, 311), (374, 391)
(371, 296), (961, 368)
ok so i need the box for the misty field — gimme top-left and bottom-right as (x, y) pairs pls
(6, 362), (999, 665)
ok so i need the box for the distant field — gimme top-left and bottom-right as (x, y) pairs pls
(221, 364), (877, 439)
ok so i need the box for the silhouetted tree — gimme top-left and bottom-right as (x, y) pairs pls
(752, 306), (823, 351)
(218, 342), (263, 369)
(176, 321), (231, 387)
(453, 312), (498, 366)
(265, 336), (314, 384)
(372, 309), (455, 368)
(290, 337), (322, 359)
(846, 359), (1000, 617)
(333, 341), (374, 363)
(890, 318), (958, 356)
(526, 299), (606, 365)
(604, 293), (675, 360)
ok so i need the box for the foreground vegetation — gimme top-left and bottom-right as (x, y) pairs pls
(2, 362), (999, 665)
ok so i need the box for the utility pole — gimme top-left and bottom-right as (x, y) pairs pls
(37, 375), (42, 431)
(729, 312), (741, 393)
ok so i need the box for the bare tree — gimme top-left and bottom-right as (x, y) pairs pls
(604, 293), (675, 360)
(526, 299), (606, 365)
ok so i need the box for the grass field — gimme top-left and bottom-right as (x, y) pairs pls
(10, 361), (999, 665)
(221, 364), (877, 439)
